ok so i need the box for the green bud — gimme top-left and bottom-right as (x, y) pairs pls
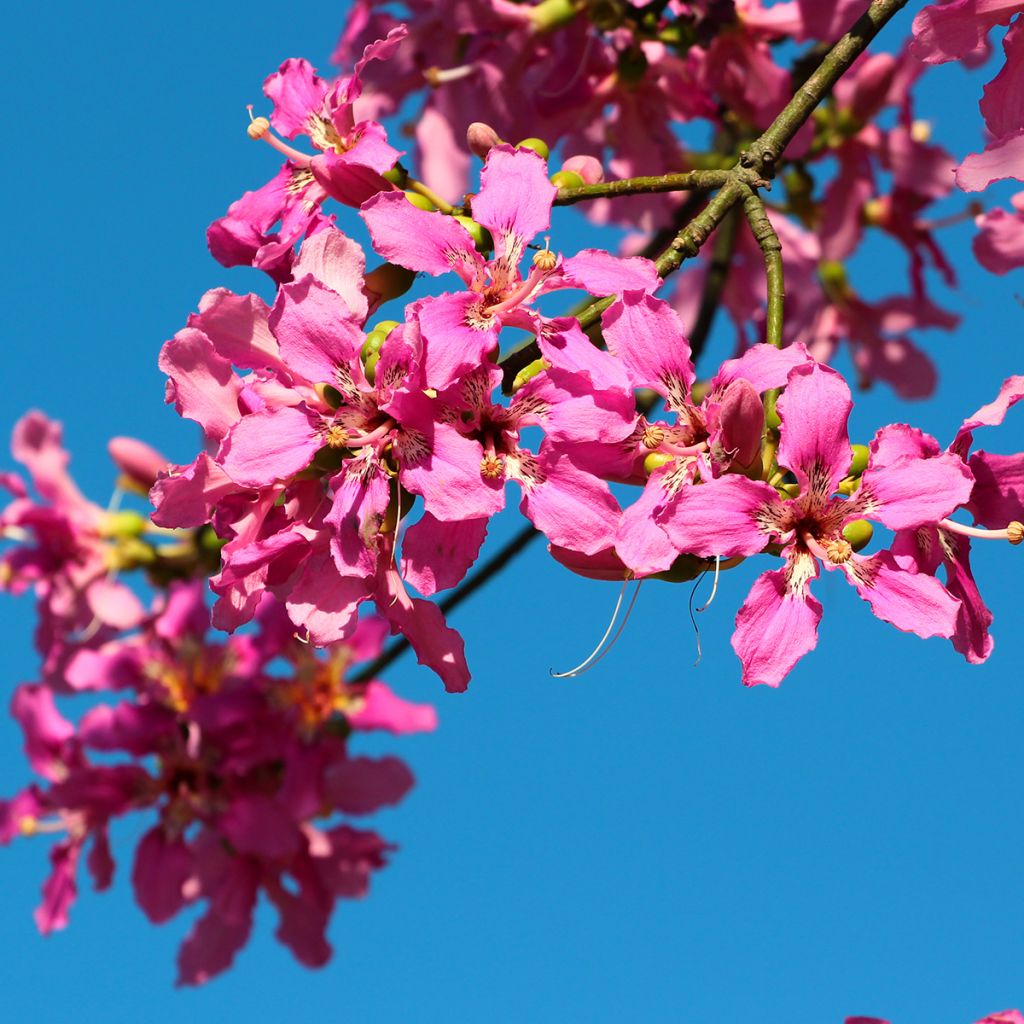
(616, 47), (648, 84)
(453, 215), (494, 252)
(364, 263), (416, 303)
(362, 330), (388, 358)
(314, 382), (343, 409)
(511, 355), (549, 393)
(371, 319), (400, 337)
(849, 443), (870, 476)
(516, 137), (550, 161)
(643, 452), (673, 475)
(404, 191), (436, 212)
(382, 166), (405, 185)
(197, 524), (227, 556)
(779, 482), (801, 499)
(550, 169), (585, 189)
(528, 0), (580, 33)
(838, 477), (860, 496)
(102, 510), (147, 539)
(842, 518), (874, 552)
(113, 536), (156, 569)
(312, 446), (345, 473)
(363, 350), (380, 386)
(651, 553), (707, 584)
(818, 259), (849, 292)
(765, 404), (782, 431)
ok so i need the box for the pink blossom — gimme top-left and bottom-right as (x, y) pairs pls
(972, 192), (1024, 272)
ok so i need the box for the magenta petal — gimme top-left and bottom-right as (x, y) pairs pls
(973, 204), (1024, 274)
(348, 682), (438, 734)
(956, 130), (1024, 192)
(716, 379), (765, 471)
(325, 755), (415, 814)
(219, 795), (302, 858)
(221, 407), (320, 487)
(776, 362), (853, 496)
(657, 475), (779, 558)
(401, 513), (488, 595)
(868, 424), (941, 467)
(714, 342), (812, 393)
(471, 145), (555, 263)
(361, 191), (484, 279)
(132, 827), (192, 924)
(292, 228), (369, 322)
(159, 329), (243, 443)
(519, 449), (622, 556)
(955, 374), (1024, 450)
(616, 472), (681, 576)
(847, 550), (960, 639)
(416, 292), (499, 389)
(35, 839), (79, 934)
(176, 904), (255, 987)
(87, 828), (114, 892)
(601, 291), (694, 405)
(151, 454), (237, 529)
(942, 533), (995, 665)
(285, 548), (368, 645)
(861, 450), (974, 530)
(11, 684), (74, 782)
(968, 451), (1024, 527)
(559, 249), (660, 295)
(189, 289), (281, 372)
(265, 880), (331, 969)
(731, 566), (823, 688)
(265, 58), (328, 138)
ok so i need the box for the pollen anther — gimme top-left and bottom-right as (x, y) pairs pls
(1009, 521), (1024, 546)
(480, 453), (505, 479)
(824, 537), (853, 564)
(642, 425), (666, 450)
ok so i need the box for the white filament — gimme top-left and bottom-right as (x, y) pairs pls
(551, 579), (643, 679)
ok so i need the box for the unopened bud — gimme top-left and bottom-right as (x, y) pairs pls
(370, 320), (400, 338)
(404, 191), (436, 211)
(108, 437), (168, 494)
(382, 165), (406, 185)
(362, 331), (388, 358)
(550, 169), (585, 190)
(454, 215), (494, 252)
(1008, 521), (1023, 546)
(849, 444), (870, 476)
(516, 137), (550, 161)
(561, 154), (604, 184)
(842, 519), (874, 552)
(779, 482), (800, 499)
(643, 452), (673, 475)
(364, 263), (416, 304)
(101, 510), (148, 539)
(467, 122), (503, 159)
(529, 0), (580, 34)
(314, 382), (343, 409)
(363, 350), (381, 386)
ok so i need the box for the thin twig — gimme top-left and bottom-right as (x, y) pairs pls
(555, 170), (730, 206)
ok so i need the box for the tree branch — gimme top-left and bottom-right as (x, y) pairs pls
(554, 170), (730, 206)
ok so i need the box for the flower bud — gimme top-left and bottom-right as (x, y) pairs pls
(314, 382), (343, 409)
(108, 437), (168, 494)
(529, 0), (580, 34)
(849, 444), (870, 476)
(370, 320), (400, 337)
(454, 215), (494, 252)
(842, 519), (873, 552)
(363, 350), (381, 386)
(652, 553), (706, 583)
(364, 263), (416, 304)
(561, 154), (604, 184)
(516, 137), (550, 161)
(362, 331), (388, 358)
(643, 452), (673, 475)
(467, 122), (503, 159)
(382, 165), (406, 185)
(101, 510), (148, 540)
(550, 169), (585, 189)
(404, 191), (436, 211)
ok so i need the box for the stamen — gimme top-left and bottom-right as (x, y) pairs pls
(532, 237), (557, 272)
(550, 579), (643, 679)
(480, 453), (505, 479)
(641, 425), (666, 450)
(483, 263), (552, 317)
(824, 537), (853, 564)
(245, 105), (313, 166)
(939, 518), (1024, 545)
(423, 63), (478, 87)
(695, 555), (722, 613)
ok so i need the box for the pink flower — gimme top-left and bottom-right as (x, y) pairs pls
(207, 27), (406, 278)
(973, 192), (1024, 273)
(1, 584), (435, 983)
(657, 362), (972, 686)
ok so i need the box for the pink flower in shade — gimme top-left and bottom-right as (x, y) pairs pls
(975, 1013), (1024, 1024)
(207, 27), (406, 280)
(362, 144), (661, 389)
(1, 413), (147, 677)
(1, 583), (434, 984)
(655, 362), (973, 687)
(972, 192), (1024, 273)
(887, 376), (1024, 663)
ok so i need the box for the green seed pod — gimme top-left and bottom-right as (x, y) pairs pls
(643, 452), (673, 475)
(404, 191), (436, 212)
(550, 169), (585, 189)
(849, 443), (870, 476)
(363, 350), (381, 386)
(516, 137), (550, 160)
(454, 215), (494, 252)
(842, 518), (874, 552)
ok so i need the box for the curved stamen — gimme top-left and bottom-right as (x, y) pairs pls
(246, 105), (313, 166)
(423, 63), (478, 87)
(939, 518), (1023, 545)
(551, 579), (643, 679)
(484, 264), (551, 317)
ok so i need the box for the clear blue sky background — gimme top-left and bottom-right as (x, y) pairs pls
(1, 3), (1022, 1022)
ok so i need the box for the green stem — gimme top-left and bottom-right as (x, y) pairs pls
(742, 191), (785, 349)
(406, 177), (456, 215)
(555, 170), (730, 206)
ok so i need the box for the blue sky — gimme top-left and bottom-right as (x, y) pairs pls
(1, 3), (1022, 1021)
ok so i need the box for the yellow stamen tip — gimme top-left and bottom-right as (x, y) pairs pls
(19, 816), (37, 836)
(480, 454), (505, 479)
(825, 537), (853, 564)
(1008, 521), (1023, 546)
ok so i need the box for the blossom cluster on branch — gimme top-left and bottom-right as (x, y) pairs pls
(2, 0), (1024, 999)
